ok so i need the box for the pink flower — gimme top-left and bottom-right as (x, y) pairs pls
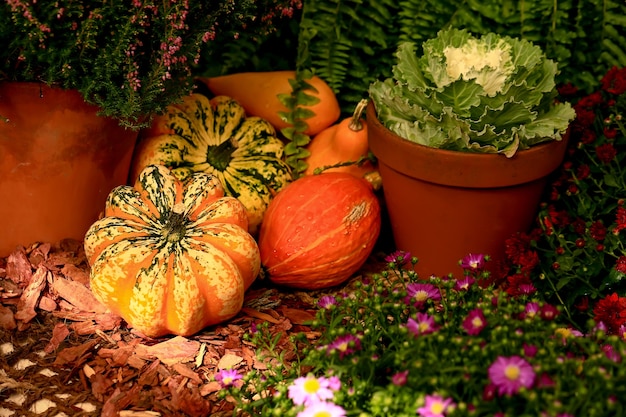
(327, 334), (361, 358)
(297, 401), (346, 417)
(459, 253), (486, 271)
(385, 250), (411, 265)
(288, 375), (339, 406)
(215, 368), (242, 388)
(391, 370), (409, 386)
(407, 313), (439, 336)
(454, 275), (475, 291)
(417, 394), (455, 417)
(406, 283), (441, 308)
(487, 355), (535, 396)
(463, 308), (487, 335)
(318, 295), (338, 309)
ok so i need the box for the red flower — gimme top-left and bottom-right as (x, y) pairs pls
(604, 127), (618, 139)
(595, 143), (617, 164)
(601, 66), (626, 95)
(593, 293), (626, 334)
(616, 256), (626, 274)
(589, 220), (607, 241)
(575, 164), (590, 180)
(614, 207), (626, 235)
(579, 129), (597, 145)
(504, 232), (533, 264)
(506, 273), (537, 297)
(571, 218), (585, 234)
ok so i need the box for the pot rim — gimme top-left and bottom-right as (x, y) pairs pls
(366, 103), (569, 188)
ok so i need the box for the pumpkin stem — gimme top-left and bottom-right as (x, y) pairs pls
(348, 99), (368, 131)
(206, 139), (235, 171)
(163, 203), (187, 243)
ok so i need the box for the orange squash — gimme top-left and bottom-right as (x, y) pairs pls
(303, 99), (375, 178)
(197, 71), (340, 136)
(258, 172), (381, 290)
(84, 164), (261, 337)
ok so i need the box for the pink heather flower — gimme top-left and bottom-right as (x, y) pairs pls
(318, 295), (338, 309)
(407, 313), (439, 336)
(406, 283), (441, 308)
(417, 394), (455, 417)
(288, 375), (339, 406)
(454, 275), (475, 291)
(391, 370), (409, 386)
(460, 253), (486, 271)
(385, 250), (411, 265)
(327, 334), (361, 358)
(296, 401), (346, 417)
(215, 369), (242, 388)
(463, 308), (487, 335)
(488, 355), (535, 396)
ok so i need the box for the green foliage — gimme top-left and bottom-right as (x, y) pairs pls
(294, 0), (626, 112)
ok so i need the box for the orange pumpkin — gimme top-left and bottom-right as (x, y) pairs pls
(258, 172), (381, 289)
(84, 164), (260, 337)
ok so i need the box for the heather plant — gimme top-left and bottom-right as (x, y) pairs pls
(217, 252), (626, 416)
(0, 0), (300, 128)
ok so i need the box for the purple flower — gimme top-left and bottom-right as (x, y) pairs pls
(417, 394), (455, 417)
(521, 302), (540, 319)
(318, 295), (338, 309)
(215, 368), (243, 388)
(327, 334), (361, 358)
(602, 344), (622, 363)
(487, 355), (535, 396)
(460, 253), (486, 271)
(407, 313), (439, 336)
(385, 250), (412, 265)
(462, 308), (487, 336)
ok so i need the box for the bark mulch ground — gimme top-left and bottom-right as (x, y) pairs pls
(0, 239), (386, 417)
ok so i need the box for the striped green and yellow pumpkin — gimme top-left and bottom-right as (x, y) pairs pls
(84, 164), (261, 337)
(130, 94), (292, 235)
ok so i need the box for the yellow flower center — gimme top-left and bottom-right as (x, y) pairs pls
(472, 317), (484, 328)
(555, 327), (571, 338)
(415, 290), (428, 302)
(430, 401), (445, 414)
(304, 378), (321, 394)
(222, 376), (233, 385)
(313, 412), (331, 417)
(418, 322), (431, 332)
(337, 342), (349, 352)
(504, 364), (521, 381)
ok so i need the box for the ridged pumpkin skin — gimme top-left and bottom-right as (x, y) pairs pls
(130, 94), (293, 235)
(84, 165), (261, 337)
(258, 172), (381, 290)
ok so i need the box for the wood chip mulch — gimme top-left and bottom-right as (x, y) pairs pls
(0, 239), (385, 417)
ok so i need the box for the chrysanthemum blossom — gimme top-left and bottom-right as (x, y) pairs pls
(460, 253), (486, 271)
(215, 368), (242, 388)
(288, 375), (338, 406)
(417, 394), (455, 417)
(407, 313), (439, 336)
(391, 370), (409, 386)
(327, 334), (361, 358)
(488, 355), (535, 396)
(463, 308), (487, 335)
(296, 401), (347, 417)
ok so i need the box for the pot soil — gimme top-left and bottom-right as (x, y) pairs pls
(0, 82), (138, 257)
(367, 104), (568, 278)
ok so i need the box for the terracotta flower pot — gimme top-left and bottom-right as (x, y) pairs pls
(367, 104), (568, 278)
(0, 82), (138, 257)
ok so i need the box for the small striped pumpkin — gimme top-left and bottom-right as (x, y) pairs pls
(258, 172), (381, 290)
(84, 164), (260, 337)
(130, 94), (292, 235)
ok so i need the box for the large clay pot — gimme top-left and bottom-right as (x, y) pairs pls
(0, 82), (138, 257)
(367, 104), (568, 278)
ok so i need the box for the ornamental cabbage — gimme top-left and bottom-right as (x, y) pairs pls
(369, 28), (576, 157)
